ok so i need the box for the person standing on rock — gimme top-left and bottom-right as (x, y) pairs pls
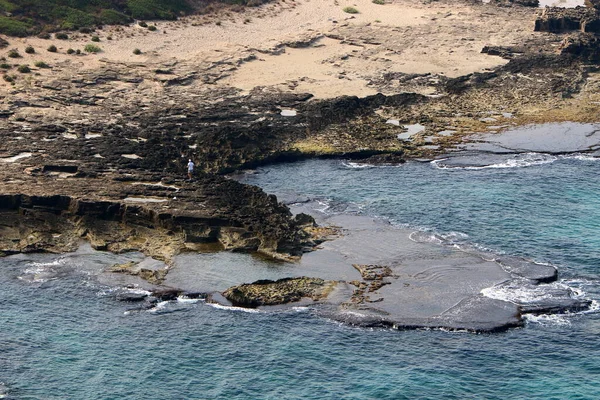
(187, 159), (195, 180)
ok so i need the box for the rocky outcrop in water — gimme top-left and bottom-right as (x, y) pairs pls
(223, 277), (336, 307)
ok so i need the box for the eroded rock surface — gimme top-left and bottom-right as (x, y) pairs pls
(223, 277), (336, 307)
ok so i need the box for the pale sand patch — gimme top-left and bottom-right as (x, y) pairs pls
(0, 0), (534, 97)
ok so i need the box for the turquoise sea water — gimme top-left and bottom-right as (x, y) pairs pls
(2, 155), (600, 399)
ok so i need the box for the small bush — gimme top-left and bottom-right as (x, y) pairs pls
(7, 48), (20, 58)
(79, 27), (93, 34)
(343, 6), (359, 13)
(133, 48), (142, 55)
(76, 49), (81, 54)
(372, 0), (385, 4)
(3, 74), (14, 83)
(0, 63), (11, 69)
(34, 61), (50, 68)
(67, 48), (75, 54)
(84, 44), (101, 53)
(38, 32), (51, 39)
(148, 25), (157, 31)
(25, 45), (35, 54)
(17, 64), (30, 73)
(138, 21), (148, 27)
(55, 32), (69, 40)
(243, 18), (251, 24)
(215, 21), (221, 26)
(107, 35), (113, 40)
(47, 44), (57, 52)
(91, 35), (100, 42)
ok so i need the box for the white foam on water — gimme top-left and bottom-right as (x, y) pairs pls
(481, 282), (556, 304)
(292, 306), (310, 312)
(431, 153), (558, 170)
(148, 300), (171, 313)
(408, 231), (444, 245)
(341, 160), (406, 169)
(18, 258), (68, 283)
(433, 152), (599, 171)
(206, 303), (261, 313)
(177, 296), (202, 304)
(562, 154), (600, 162)
(314, 199), (332, 213)
(342, 161), (376, 169)
(524, 313), (572, 327)
(464, 153), (558, 170)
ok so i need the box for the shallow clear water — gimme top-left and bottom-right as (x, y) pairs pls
(2, 155), (600, 399)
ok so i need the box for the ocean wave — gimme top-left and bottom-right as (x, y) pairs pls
(432, 152), (599, 170)
(18, 258), (68, 283)
(482, 277), (597, 326)
(341, 161), (405, 169)
(206, 302), (262, 313)
(524, 313), (572, 327)
(342, 161), (377, 169)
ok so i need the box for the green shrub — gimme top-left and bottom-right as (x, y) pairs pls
(17, 64), (30, 73)
(343, 6), (359, 13)
(34, 61), (50, 68)
(47, 44), (57, 52)
(107, 35), (113, 40)
(138, 21), (148, 27)
(7, 48), (20, 58)
(3, 74), (14, 82)
(0, 16), (32, 37)
(372, 0), (385, 4)
(61, 9), (96, 30)
(91, 35), (100, 42)
(55, 32), (68, 40)
(76, 49), (81, 54)
(127, 0), (191, 20)
(133, 48), (142, 54)
(66, 48), (75, 54)
(25, 45), (35, 54)
(99, 9), (132, 25)
(147, 25), (157, 31)
(0, 0), (17, 13)
(84, 43), (101, 53)
(38, 32), (51, 39)
(0, 63), (11, 69)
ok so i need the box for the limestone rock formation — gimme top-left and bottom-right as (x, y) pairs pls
(223, 277), (336, 307)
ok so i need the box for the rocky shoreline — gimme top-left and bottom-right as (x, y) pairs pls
(1, 0), (599, 331)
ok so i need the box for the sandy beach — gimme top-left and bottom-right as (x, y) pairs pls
(2, 0), (541, 98)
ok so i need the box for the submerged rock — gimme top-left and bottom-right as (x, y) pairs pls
(495, 256), (558, 283)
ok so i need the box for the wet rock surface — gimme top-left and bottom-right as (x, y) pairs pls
(1, 0), (599, 331)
